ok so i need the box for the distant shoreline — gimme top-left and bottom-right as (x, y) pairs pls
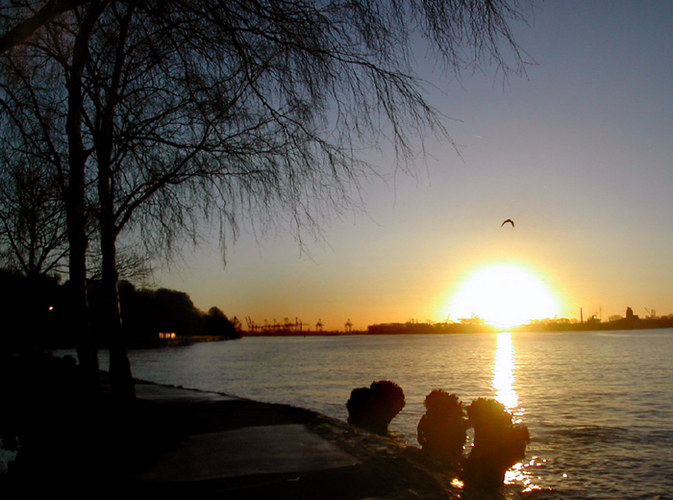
(240, 317), (673, 337)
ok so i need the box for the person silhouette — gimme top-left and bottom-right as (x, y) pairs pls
(462, 398), (530, 492)
(417, 390), (467, 467)
(347, 380), (405, 435)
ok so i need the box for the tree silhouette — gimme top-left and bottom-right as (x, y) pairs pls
(0, 159), (68, 277)
(0, 1), (94, 53)
(1, 0), (532, 397)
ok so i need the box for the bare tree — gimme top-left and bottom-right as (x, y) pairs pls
(1, 1), (106, 390)
(0, 39), (70, 278)
(0, 159), (68, 277)
(0, 1), (94, 53)
(1, 0), (532, 398)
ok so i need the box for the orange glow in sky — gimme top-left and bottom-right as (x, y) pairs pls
(153, 3), (672, 331)
(443, 263), (561, 329)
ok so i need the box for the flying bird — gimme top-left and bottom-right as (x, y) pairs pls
(501, 219), (515, 228)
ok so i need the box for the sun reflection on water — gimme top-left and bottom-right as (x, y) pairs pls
(492, 331), (519, 411)
(506, 457), (547, 493)
(492, 332), (544, 491)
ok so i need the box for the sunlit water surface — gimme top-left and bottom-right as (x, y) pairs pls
(89, 329), (673, 498)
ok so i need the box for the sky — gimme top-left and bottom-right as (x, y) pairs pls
(155, 1), (673, 331)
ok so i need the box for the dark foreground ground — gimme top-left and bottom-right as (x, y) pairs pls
(1, 353), (470, 499)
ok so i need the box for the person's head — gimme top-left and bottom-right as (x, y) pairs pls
(346, 380), (405, 434)
(424, 389), (463, 413)
(467, 398), (511, 432)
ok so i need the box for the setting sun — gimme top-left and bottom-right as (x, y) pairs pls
(444, 263), (560, 329)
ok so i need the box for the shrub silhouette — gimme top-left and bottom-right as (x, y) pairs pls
(463, 398), (530, 491)
(346, 380), (405, 435)
(417, 390), (467, 466)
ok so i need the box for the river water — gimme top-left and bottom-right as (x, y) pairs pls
(95, 329), (673, 498)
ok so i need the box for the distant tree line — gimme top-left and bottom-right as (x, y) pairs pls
(516, 313), (673, 332)
(368, 311), (673, 335)
(0, 269), (240, 354)
(368, 321), (498, 335)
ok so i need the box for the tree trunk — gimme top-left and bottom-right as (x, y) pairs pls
(100, 233), (135, 402)
(95, 2), (136, 402)
(65, 109), (98, 393)
(64, 1), (108, 395)
(98, 155), (135, 402)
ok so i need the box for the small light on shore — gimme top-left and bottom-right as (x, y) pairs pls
(450, 478), (464, 489)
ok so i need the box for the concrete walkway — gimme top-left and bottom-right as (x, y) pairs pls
(133, 383), (360, 483)
(122, 382), (454, 499)
(4, 355), (454, 499)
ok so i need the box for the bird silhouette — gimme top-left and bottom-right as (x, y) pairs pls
(501, 219), (515, 227)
